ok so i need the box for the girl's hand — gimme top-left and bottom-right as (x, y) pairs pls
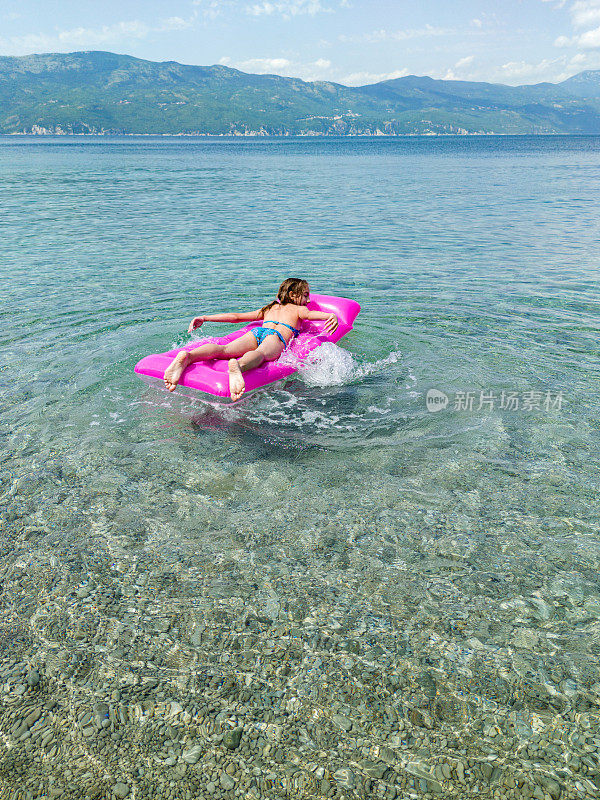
(188, 316), (204, 334)
(324, 314), (338, 333)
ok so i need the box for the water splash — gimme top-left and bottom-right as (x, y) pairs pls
(280, 340), (402, 387)
(176, 331), (402, 391)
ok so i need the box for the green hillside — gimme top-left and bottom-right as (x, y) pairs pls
(1, 51), (600, 135)
(558, 70), (600, 99)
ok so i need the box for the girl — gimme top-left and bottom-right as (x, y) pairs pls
(163, 278), (338, 401)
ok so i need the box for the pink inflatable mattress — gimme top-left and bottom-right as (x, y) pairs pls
(134, 294), (361, 399)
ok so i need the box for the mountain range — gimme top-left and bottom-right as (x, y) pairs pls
(2, 51), (600, 136)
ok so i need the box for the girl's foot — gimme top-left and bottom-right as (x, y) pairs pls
(164, 351), (189, 391)
(228, 359), (245, 401)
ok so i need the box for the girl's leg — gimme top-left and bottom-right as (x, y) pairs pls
(228, 338), (284, 401)
(164, 333), (257, 391)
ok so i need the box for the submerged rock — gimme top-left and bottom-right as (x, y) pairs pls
(27, 669), (40, 687)
(220, 772), (235, 790)
(182, 744), (203, 764)
(223, 726), (243, 750)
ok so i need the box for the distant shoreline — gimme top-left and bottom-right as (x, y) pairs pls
(3, 131), (600, 138)
(4, 52), (600, 137)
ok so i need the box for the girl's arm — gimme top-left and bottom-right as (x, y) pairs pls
(188, 309), (262, 334)
(298, 308), (338, 333)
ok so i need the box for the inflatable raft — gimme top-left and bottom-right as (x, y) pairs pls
(134, 294), (360, 399)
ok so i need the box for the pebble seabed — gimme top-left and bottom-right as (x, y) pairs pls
(1, 429), (600, 800)
(0, 513), (599, 800)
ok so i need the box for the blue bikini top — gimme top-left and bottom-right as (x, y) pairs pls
(263, 320), (300, 338)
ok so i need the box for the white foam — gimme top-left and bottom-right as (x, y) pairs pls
(279, 342), (402, 388)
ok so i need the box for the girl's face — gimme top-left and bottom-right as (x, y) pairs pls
(294, 286), (310, 306)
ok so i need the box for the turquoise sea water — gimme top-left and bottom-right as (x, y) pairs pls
(2, 136), (600, 797)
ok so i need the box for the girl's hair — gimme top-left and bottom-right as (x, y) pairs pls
(259, 278), (309, 318)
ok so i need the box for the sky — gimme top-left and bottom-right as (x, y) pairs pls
(1, 0), (600, 86)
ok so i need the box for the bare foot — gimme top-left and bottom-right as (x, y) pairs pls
(164, 351), (189, 392)
(228, 359), (246, 401)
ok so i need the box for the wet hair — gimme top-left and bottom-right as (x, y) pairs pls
(259, 278), (309, 318)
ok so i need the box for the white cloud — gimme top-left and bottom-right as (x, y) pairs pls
(343, 68), (408, 86)
(577, 24), (600, 45)
(500, 58), (558, 79)
(0, 31), (54, 53)
(219, 55), (332, 79)
(441, 55), (475, 81)
(340, 25), (453, 44)
(192, 0), (224, 18)
(158, 16), (195, 32)
(471, 18), (483, 28)
(0, 15), (196, 56)
(556, 23), (600, 48)
(455, 55), (474, 68)
(571, 0), (600, 29)
(554, 1), (600, 49)
(246, 0), (331, 17)
(239, 56), (292, 71)
(58, 20), (151, 46)
(495, 52), (599, 83)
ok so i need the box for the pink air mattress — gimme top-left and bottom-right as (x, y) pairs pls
(134, 294), (361, 399)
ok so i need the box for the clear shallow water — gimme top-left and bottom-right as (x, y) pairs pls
(1, 135), (600, 799)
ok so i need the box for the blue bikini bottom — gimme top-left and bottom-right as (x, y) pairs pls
(251, 327), (288, 348)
